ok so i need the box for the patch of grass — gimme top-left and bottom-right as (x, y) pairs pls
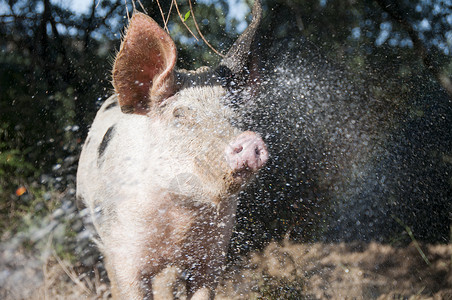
(1, 185), (59, 237)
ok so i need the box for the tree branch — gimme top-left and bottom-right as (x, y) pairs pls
(375, 0), (452, 99)
(188, 0), (224, 57)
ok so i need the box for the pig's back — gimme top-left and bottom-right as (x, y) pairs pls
(76, 95), (153, 235)
(77, 95), (121, 202)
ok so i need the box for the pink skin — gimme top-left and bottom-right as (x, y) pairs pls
(225, 131), (269, 179)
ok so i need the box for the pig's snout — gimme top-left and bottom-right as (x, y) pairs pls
(226, 131), (268, 177)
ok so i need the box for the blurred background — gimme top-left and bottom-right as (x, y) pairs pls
(0, 0), (451, 298)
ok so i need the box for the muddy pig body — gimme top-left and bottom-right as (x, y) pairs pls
(76, 2), (267, 299)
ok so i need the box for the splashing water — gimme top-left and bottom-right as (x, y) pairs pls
(232, 37), (452, 251)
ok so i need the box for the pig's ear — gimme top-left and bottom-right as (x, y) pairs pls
(218, 0), (262, 83)
(113, 13), (177, 115)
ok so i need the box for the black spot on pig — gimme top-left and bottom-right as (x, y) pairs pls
(104, 101), (118, 111)
(98, 125), (116, 161)
(84, 137), (91, 147)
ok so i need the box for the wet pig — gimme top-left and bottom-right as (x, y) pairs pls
(76, 1), (266, 299)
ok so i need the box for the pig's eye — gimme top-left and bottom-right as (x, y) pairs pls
(173, 107), (187, 118)
(172, 107), (195, 125)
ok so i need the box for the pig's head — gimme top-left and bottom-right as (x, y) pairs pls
(111, 1), (267, 204)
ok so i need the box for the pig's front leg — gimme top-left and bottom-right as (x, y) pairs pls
(105, 247), (152, 300)
(190, 288), (213, 300)
(152, 266), (180, 299)
(104, 213), (163, 300)
(186, 265), (218, 300)
(185, 207), (236, 300)
(152, 265), (214, 300)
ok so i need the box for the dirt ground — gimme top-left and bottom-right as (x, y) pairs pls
(217, 241), (452, 299)
(2, 241), (452, 299)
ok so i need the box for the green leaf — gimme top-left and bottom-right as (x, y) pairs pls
(184, 11), (190, 22)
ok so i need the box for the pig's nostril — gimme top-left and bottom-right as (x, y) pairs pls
(234, 146), (243, 154)
(255, 147), (260, 156)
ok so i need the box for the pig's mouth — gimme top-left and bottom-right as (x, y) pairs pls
(225, 160), (264, 194)
(232, 168), (253, 183)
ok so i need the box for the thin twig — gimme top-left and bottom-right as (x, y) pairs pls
(188, 0), (224, 57)
(165, 0), (174, 30)
(156, 0), (169, 32)
(137, 0), (146, 14)
(125, 0), (130, 21)
(93, 267), (102, 296)
(392, 215), (430, 266)
(375, 0), (452, 100)
(53, 250), (92, 295)
(173, 0), (199, 41)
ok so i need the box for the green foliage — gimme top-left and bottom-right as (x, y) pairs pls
(1, 183), (53, 236)
(0, 124), (34, 177)
(184, 10), (190, 21)
(0, 122), (36, 231)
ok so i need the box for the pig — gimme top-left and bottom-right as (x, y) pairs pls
(76, 1), (267, 299)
